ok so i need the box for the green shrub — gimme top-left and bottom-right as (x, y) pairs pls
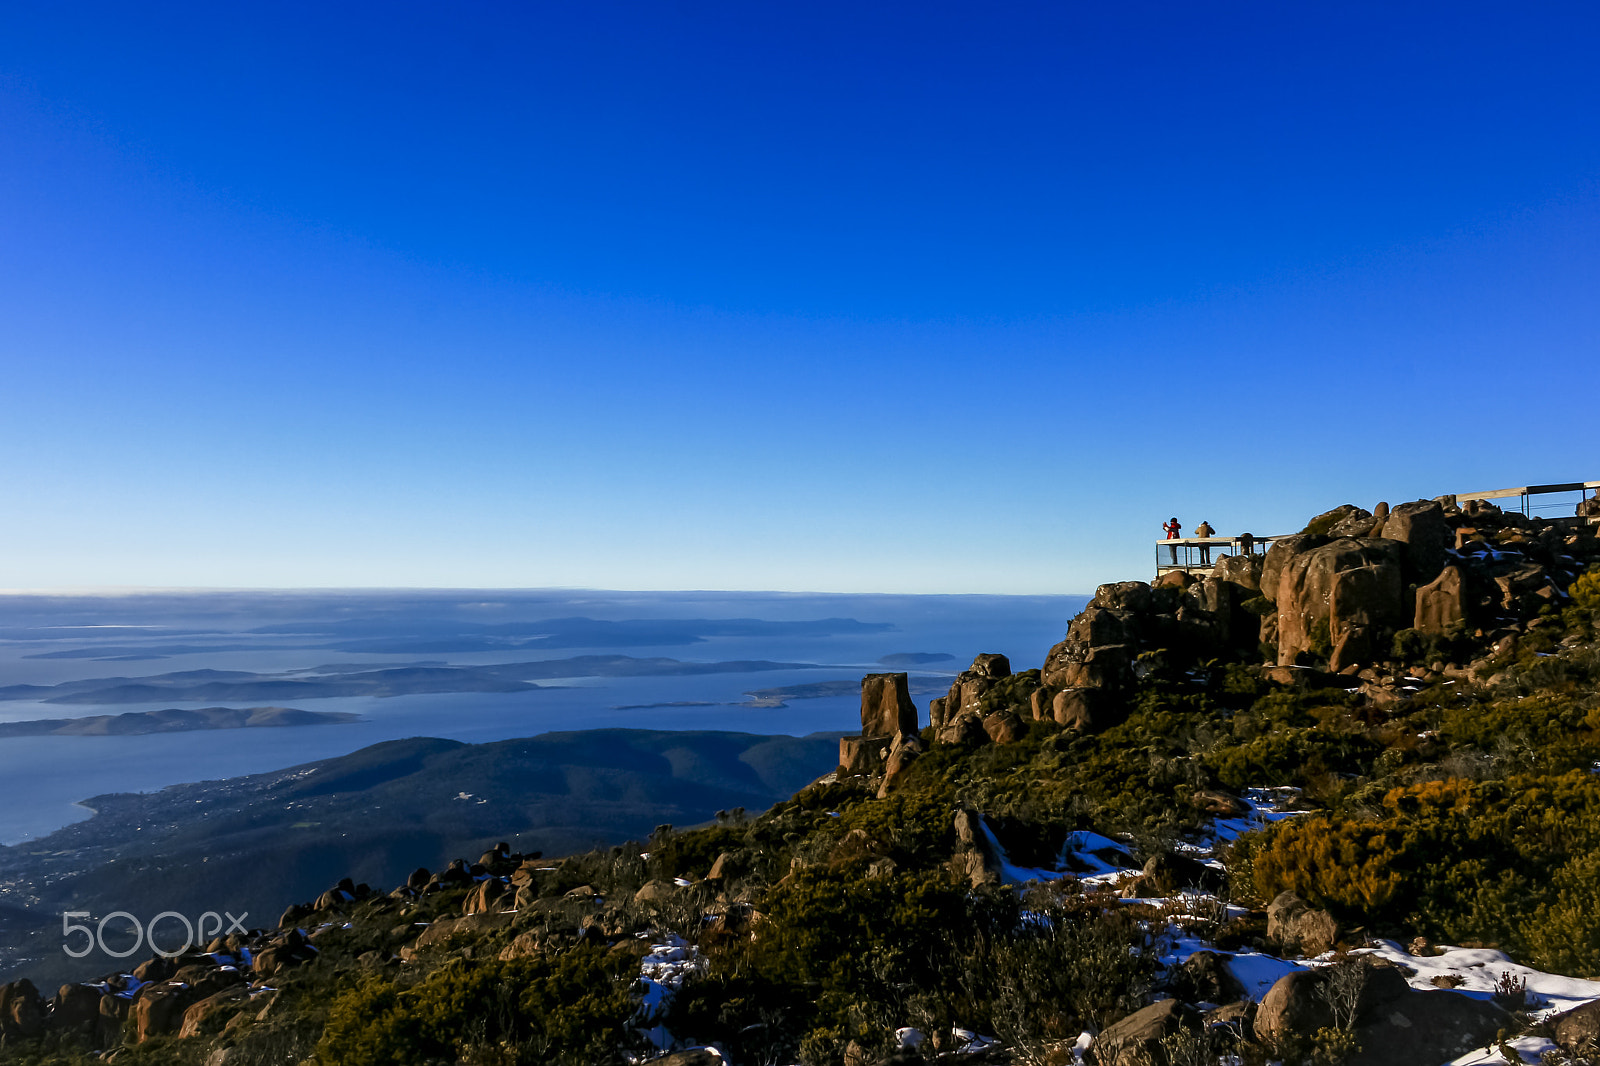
(1247, 773), (1600, 971)
(1569, 568), (1600, 611)
(316, 949), (641, 1066)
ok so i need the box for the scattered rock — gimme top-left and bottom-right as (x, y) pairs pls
(981, 710), (1025, 744)
(1139, 852), (1224, 895)
(462, 877), (508, 915)
(132, 983), (196, 1042)
(1552, 999), (1600, 1054)
(1168, 950), (1245, 1005)
(1266, 891), (1339, 956)
(48, 983), (103, 1038)
(1094, 999), (1198, 1066)
(178, 987), (249, 1039)
(0, 978), (45, 1040)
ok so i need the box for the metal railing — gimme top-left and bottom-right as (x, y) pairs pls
(1453, 481), (1600, 521)
(1155, 535), (1289, 574)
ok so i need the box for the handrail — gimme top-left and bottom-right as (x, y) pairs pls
(1455, 480), (1600, 502)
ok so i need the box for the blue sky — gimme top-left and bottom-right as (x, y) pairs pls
(0, 1), (1596, 593)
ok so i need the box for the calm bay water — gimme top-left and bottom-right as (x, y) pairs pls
(0, 590), (1087, 843)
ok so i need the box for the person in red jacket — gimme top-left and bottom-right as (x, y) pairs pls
(1163, 518), (1182, 564)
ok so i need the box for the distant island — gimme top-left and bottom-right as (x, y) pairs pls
(0, 655), (824, 705)
(876, 651), (956, 666)
(0, 706), (359, 738)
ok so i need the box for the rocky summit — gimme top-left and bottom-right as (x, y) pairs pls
(4, 493), (1600, 1066)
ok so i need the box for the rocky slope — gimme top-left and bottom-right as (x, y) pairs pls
(2, 493), (1599, 1066)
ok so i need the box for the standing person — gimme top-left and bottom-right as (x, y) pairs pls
(1195, 520), (1215, 564)
(1162, 517), (1182, 565)
(1238, 531), (1256, 557)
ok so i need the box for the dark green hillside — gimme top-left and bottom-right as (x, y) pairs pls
(0, 730), (841, 990)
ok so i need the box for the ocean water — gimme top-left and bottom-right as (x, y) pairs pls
(0, 590), (1087, 843)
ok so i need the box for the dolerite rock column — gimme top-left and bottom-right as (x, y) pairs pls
(839, 672), (920, 779)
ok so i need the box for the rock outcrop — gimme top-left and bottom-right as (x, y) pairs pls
(840, 672), (922, 782)
(1274, 538), (1405, 671)
(859, 672), (919, 738)
(1034, 566), (1263, 732)
(1254, 962), (1509, 1066)
(929, 654), (1011, 741)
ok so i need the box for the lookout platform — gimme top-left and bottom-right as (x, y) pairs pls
(1155, 535), (1288, 578)
(1155, 481), (1600, 579)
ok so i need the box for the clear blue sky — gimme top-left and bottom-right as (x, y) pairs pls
(1, 2), (1595, 593)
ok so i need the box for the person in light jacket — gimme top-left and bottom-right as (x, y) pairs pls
(1195, 520), (1215, 565)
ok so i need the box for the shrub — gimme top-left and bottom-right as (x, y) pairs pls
(316, 949), (641, 1066)
(1570, 568), (1600, 611)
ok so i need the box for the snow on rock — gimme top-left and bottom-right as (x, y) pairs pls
(1353, 939), (1600, 1020)
(635, 933), (708, 1052)
(1160, 930), (1307, 1002)
(1227, 950), (1309, 1001)
(1211, 786), (1306, 845)
(975, 822), (1142, 885)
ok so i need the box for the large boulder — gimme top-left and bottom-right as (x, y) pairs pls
(49, 983), (104, 1038)
(1305, 504), (1373, 538)
(935, 710), (988, 746)
(1260, 533), (1323, 604)
(1382, 500), (1449, 584)
(1044, 642), (1135, 691)
(0, 978), (46, 1040)
(132, 984), (196, 1042)
(859, 672), (919, 738)
(1211, 553), (1263, 592)
(970, 653), (1011, 679)
(1168, 950), (1245, 1006)
(1275, 539), (1404, 670)
(1254, 962), (1507, 1066)
(1552, 999), (1600, 1054)
(97, 993), (129, 1047)
(1413, 564), (1466, 632)
(933, 653), (1016, 732)
(462, 877), (508, 915)
(981, 711), (1025, 744)
(1091, 581), (1154, 613)
(1052, 687), (1118, 731)
(1067, 607), (1133, 647)
(1266, 891), (1339, 956)
(1093, 999), (1198, 1066)
(178, 987), (249, 1039)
